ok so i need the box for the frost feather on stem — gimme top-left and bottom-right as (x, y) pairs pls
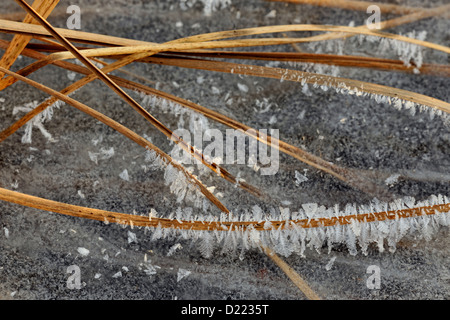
(138, 91), (210, 134)
(141, 194), (449, 258)
(144, 146), (206, 209)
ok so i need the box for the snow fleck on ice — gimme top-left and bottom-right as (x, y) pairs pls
(10, 180), (19, 189)
(77, 247), (90, 257)
(127, 231), (138, 244)
(119, 169), (130, 181)
(67, 71), (77, 81)
(198, 0), (232, 16)
(112, 271), (122, 278)
(237, 83), (249, 93)
(88, 147), (115, 164)
(167, 243), (183, 256)
(177, 268), (191, 282)
(385, 173), (401, 186)
(295, 170), (308, 185)
(13, 100), (59, 144)
(265, 10), (276, 18)
(325, 256), (337, 271)
(142, 262), (157, 276)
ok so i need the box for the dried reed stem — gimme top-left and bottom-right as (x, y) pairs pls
(0, 186), (448, 232)
(266, 0), (448, 16)
(262, 245), (321, 300)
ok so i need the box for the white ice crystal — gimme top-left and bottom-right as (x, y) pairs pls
(88, 147), (115, 164)
(198, 0), (232, 16)
(294, 170), (308, 185)
(119, 169), (130, 181)
(325, 256), (336, 271)
(138, 91), (210, 134)
(237, 83), (249, 93)
(142, 262), (157, 276)
(3, 227), (9, 239)
(13, 100), (60, 144)
(77, 247), (90, 256)
(177, 268), (191, 282)
(127, 231), (138, 244)
(167, 243), (183, 256)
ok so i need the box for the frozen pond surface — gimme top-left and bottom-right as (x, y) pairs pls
(0, 0), (449, 300)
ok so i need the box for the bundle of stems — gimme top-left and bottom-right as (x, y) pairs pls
(1, 0), (449, 234)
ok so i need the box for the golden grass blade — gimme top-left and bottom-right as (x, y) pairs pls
(286, 3), (450, 44)
(90, 57), (155, 85)
(163, 25), (449, 54)
(169, 4), (450, 55)
(262, 245), (321, 300)
(37, 46), (450, 118)
(0, 186), (448, 232)
(0, 65), (229, 214)
(265, 0), (436, 15)
(140, 56), (450, 115)
(0, 0), (59, 79)
(5, 20), (445, 114)
(156, 50), (450, 77)
(0, 18), (151, 47)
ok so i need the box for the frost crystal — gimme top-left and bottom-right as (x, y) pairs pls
(3, 227), (9, 239)
(385, 173), (400, 186)
(177, 268), (191, 282)
(127, 231), (138, 244)
(294, 170), (308, 185)
(237, 83), (249, 93)
(198, 0), (232, 16)
(138, 91), (210, 134)
(77, 247), (90, 257)
(88, 147), (115, 164)
(167, 243), (183, 256)
(142, 262), (157, 276)
(13, 100), (60, 144)
(119, 169), (130, 181)
(325, 256), (336, 271)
